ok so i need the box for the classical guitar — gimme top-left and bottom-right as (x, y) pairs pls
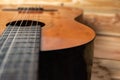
(0, 4), (95, 80)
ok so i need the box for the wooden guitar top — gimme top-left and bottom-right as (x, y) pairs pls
(0, 4), (95, 51)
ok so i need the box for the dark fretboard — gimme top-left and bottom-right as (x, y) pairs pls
(0, 25), (40, 80)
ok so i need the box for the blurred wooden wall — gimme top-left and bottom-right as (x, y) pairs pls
(0, 0), (120, 11)
(0, 0), (73, 4)
(0, 0), (119, 12)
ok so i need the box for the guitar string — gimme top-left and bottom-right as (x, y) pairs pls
(0, 4), (22, 49)
(10, 7), (31, 80)
(10, 6), (31, 71)
(8, 6), (40, 80)
(15, 8), (29, 80)
(18, 6), (41, 80)
(4, 6), (30, 79)
(9, 6), (39, 80)
(28, 6), (41, 80)
(17, 7), (36, 80)
(0, 5), (42, 80)
(20, 6), (41, 80)
(0, 4), (24, 68)
(26, 7), (36, 80)
(0, 6), (22, 78)
(0, 4), (28, 75)
(10, 6), (41, 80)
(24, 11), (35, 80)
(0, 5), (29, 79)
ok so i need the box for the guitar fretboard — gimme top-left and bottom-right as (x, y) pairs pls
(0, 25), (40, 80)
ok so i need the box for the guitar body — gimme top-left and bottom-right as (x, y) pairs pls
(0, 4), (95, 80)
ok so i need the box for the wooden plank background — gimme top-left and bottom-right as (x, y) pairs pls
(83, 13), (120, 80)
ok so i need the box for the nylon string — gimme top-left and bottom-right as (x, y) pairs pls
(0, 5), (33, 80)
(27, 6), (41, 80)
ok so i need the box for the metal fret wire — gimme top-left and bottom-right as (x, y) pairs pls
(0, 6), (29, 79)
(17, 14), (34, 80)
(0, 6), (40, 80)
(28, 6), (40, 80)
(14, 8), (35, 80)
(17, 8), (33, 80)
(0, 4), (21, 48)
(0, 4), (23, 66)
(17, 7), (40, 80)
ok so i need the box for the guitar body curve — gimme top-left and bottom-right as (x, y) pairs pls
(0, 4), (95, 51)
(0, 4), (95, 80)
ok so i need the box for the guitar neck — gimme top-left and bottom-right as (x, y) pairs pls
(0, 25), (40, 80)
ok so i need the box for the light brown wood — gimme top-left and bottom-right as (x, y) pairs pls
(0, 4), (95, 51)
(83, 13), (120, 80)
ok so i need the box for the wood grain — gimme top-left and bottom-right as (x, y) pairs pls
(83, 14), (120, 80)
(0, 4), (95, 51)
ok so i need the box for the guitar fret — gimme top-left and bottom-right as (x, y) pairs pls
(12, 42), (39, 47)
(5, 31), (39, 33)
(0, 25), (40, 80)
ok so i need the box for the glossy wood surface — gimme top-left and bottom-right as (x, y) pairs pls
(0, 4), (95, 51)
